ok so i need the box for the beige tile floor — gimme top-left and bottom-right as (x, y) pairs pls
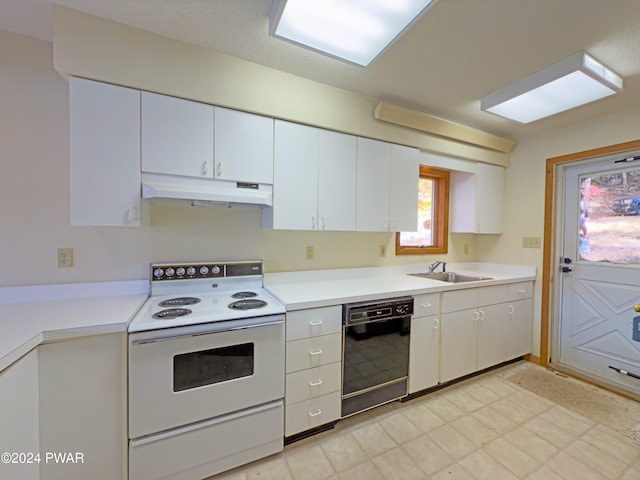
(214, 362), (640, 480)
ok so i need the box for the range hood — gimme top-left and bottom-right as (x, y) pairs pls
(141, 173), (272, 208)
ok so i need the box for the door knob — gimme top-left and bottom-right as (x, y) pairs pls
(635, 305), (640, 313)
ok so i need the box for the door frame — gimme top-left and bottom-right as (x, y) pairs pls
(541, 138), (640, 396)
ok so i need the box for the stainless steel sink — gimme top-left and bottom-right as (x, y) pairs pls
(408, 272), (493, 283)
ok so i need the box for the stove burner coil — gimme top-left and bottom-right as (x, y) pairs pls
(152, 308), (193, 319)
(228, 299), (268, 310)
(158, 297), (201, 307)
(231, 291), (259, 299)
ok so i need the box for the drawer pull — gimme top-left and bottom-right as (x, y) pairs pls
(309, 320), (323, 326)
(308, 349), (323, 356)
(308, 379), (323, 387)
(508, 305), (515, 314)
(308, 409), (322, 417)
(518, 289), (527, 294)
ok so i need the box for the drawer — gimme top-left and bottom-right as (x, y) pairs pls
(508, 281), (534, 301)
(286, 333), (342, 373)
(442, 288), (478, 313)
(285, 362), (341, 405)
(285, 392), (341, 437)
(478, 284), (508, 306)
(413, 293), (440, 317)
(286, 306), (341, 341)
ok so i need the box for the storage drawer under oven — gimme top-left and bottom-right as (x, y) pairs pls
(128, 315), (285, 439)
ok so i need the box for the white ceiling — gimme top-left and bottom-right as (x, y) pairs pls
(3, 0), (640, 142)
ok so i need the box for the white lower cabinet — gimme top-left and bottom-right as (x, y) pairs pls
(285, 306), (342, 437)
(0, 334), (126, 480)
(409, 293), (440, 393)
(38, 334), (126, 480)
(440, 283), (533, 383)
(0, 349), (39, 480)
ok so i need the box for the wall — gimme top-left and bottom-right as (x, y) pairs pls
(0, 29), (476, 287)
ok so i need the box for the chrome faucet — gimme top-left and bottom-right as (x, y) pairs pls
(428, 260), (446, 273)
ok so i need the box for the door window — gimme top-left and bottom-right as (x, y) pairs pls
(173, 343), (254, 392)
(578, 168), (640, 264)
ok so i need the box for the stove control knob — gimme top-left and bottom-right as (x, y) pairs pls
(176, 267), (186, 277)
(153, 268), (164, 278)
(186, 267), (196, 276)
(200, 266), (209, 275)
(165, 268), (175, 277)
(211, 265), (221, 275)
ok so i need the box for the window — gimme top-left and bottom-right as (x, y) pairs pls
(396, 165), (449, 255)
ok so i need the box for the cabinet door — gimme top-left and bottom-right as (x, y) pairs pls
(272, 121), (319, 230)
(39, 334), (126, 480)
(141, 92), (214, 178)
(507, 298), (533, 358)
(356, 137), (390, 231)
(440, 309), (477, 383)
(0, 350), (39, 480)
(389, 144), (419, 232)
(476, 303), (509, 370)
(70, 77), (141, 226)
(318, 130), (357, 231)
(409, 315), (440, 393)
(214, 107), (274, 184)
(476, 163), (504, 234)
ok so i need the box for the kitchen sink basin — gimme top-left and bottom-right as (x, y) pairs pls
(408, 272), (493, 283)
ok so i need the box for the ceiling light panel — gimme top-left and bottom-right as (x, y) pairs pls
(270, 0), (436, 66)
(481, 51), (623, 124)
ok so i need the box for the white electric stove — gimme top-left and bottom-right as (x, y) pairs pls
(128, 260), (286, 480)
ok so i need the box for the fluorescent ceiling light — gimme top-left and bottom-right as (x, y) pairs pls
(481, 51), (623, 124)
(270, 0), (436, 67)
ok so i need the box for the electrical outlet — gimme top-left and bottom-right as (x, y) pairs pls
(379, 245), (387, 257)
(522, 237), (542, 248)
(305, 246), (315, 261)
(57, 248), (74, 268)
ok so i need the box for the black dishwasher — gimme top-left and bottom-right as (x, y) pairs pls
(342, 296), (413, 417)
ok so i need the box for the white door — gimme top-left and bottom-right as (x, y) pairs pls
(557, 155), (640, 395)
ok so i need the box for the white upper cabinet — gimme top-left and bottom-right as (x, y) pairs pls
(450, 162), (504, 234)
(70, 77), (142, 226)
(214, 107), (274, 184)
(356, 138), (419, 232)
(272, 121), (319, 230)
(389, 144), (420, 232)
(141, 92), (214, 179)
(270, 121), (356, 231)
(317, 129), (357, 231)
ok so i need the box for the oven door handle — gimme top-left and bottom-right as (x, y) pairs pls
(131, 318), (284, 345)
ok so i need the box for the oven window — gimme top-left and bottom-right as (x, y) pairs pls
(173, 343), (254, 392)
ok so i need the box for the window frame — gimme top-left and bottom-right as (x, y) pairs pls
(396, 165), (450, 255)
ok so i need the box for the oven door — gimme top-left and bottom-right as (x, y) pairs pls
(128, 314), (285, 439)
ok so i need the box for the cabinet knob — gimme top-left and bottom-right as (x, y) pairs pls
(508, 305), (514, 314)
(308, 379), (322, 387)
(215, 162), (222, 177)
(202, 161), (209, 175)
(309, 320), (323, 326)
(308, 349), (323, 356)
(308, 409), (322, 417)
(433, 319), (439, 330)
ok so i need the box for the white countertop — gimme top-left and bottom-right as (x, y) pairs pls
(265, 263), (536, 310)
(0, 281), (148, 372)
